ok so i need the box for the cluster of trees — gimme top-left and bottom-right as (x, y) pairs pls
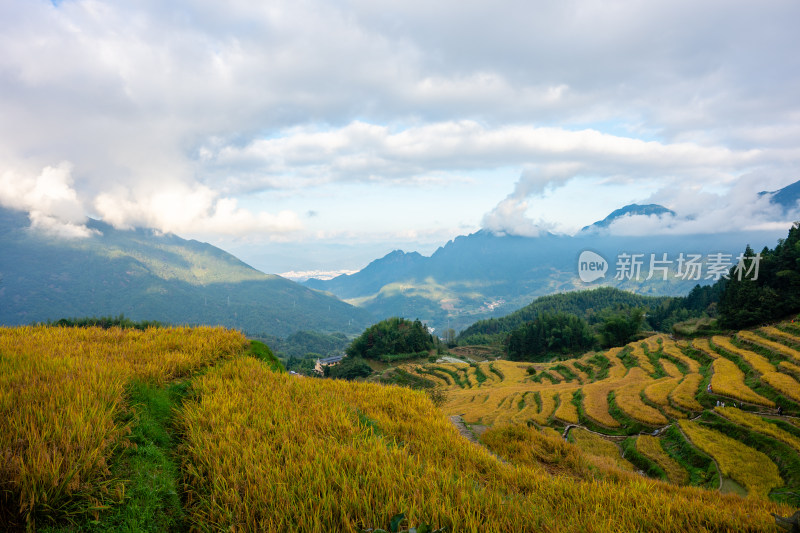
(346, 317), (436, 360)
(457, 288), (675, 345)
(506, 312), (594, 361)
(718, 223), (800, 328)
(321, 317), (437, 381)
(505, 307), (647, 362)
(643, 283), (723, 331)
(46, 314), (163, 330)
(468, 223), (800, 361)
(457, 287), (718, 349)
(596, 308), (645, 348)
(324, 357), (373, 380)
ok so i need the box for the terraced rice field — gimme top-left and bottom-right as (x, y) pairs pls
(4, 323), (800, 530)
(407, 327), (800, 503)
(678, 420), (783, 500)
(568, 427), (635, 472)
(636, 435), (690, 485)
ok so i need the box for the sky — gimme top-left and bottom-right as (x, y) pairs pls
(1, 0), (800, 275)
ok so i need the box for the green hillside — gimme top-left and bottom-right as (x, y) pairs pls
(456, 286), (714, 345)
(0, 207), (373, 336)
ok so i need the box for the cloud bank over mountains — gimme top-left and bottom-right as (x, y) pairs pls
(1, 0), (799, 250)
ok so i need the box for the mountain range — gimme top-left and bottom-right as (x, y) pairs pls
(306, 180), (800, 333)
(2, 179), (798, 337)
(0, 207), (372, 337)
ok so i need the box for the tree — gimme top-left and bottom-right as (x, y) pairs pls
(718, 224), (800, 328)
(598, 308), (644, 348)
(506, 312), (595, 361)
(324, 357), (373, 380)
(347, 317), (435, 360)
(444, 328), (456, 347)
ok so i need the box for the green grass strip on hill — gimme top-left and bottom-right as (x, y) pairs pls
(380, 368), (437, 390)
(621, 437), (667, 481)
(247, 340), (286, 372)
(42, 381), (188, 533)
(471, 362), (488, 384)
(587, 353), (611, 380)
(552, 364), (577, 382)
(573, 361), (595, 380)
(659, 425), (719, 490)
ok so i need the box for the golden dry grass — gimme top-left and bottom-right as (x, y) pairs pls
(642, 359), (685, 419)
(492, 359), (534, 383)
(678, 420), (783, 500)
(636, 435), (690, 486)
(643, 376), (685, 418)
(560, 361), (589, 383)
(530, 391), (559, 425)
(4, 324), (797, 531)
(482, 424), (788, 531)
(659, 359), (683, 378)
(644, 335), (663, 355)
(410, 365), (451, 386)
(429, 329), (799, 513)
(761, 371), (800, 402)
(690, 338), (718, 359)
(581, 381), (622, 428)
(464, 364), (478, 388)
(0, 325), (246, 527)
(605, 347), (630, 380)
(443, 340), (712, 430)
(779, 360), (800, 377)
(714, 336), (800, 402)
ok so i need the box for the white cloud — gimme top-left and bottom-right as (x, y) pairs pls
(0, 162), (95, 238)
(207, 120), (767, 192)
(482, 197), (543, 238)
(0, 0), (798, 258)
(28, 211), (97, 239)
(562, 174), (797, 237)
(94, 185), (302, 237)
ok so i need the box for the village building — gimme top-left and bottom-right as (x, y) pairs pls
(314, 354), (345, 374)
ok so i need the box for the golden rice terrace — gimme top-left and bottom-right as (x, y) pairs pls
(405, 322), (800, 508)
(1, 323), (799, 531)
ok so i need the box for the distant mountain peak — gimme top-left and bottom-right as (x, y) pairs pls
(581, 203), (675, 233)
(759, 178), (800, 212)
(362, 249), (426, 269)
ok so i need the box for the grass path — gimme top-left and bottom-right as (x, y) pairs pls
(43, 380), (189, 532)
(34, 340), (283, 532)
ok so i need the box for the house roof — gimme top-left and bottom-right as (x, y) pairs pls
(317, 355), (345, 365)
